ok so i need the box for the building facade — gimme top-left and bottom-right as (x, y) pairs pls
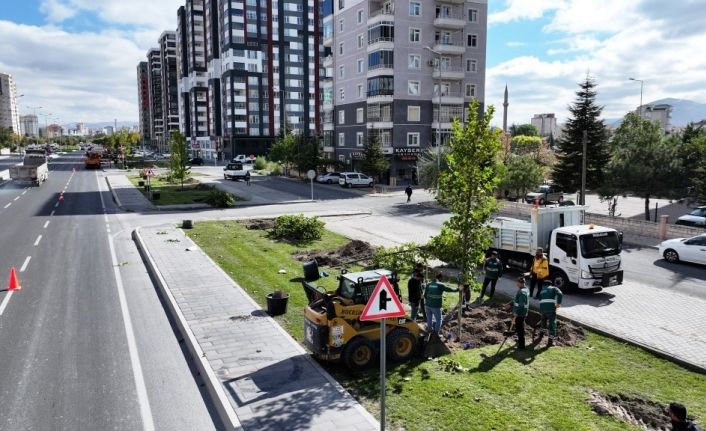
(322, 0), (487, 184)
(146, 48), (165, 149)
(19, 114), (39, 137)
(531, 113), (557, 138)
(136, 61), (151, 146)
(0, 72), (21, 134)
(639, 103), (673, 134)
(159, 31), (181, 149)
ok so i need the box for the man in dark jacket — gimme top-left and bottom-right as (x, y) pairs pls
(407, 271), (423, 321)
(669, 403), (702, 431)
(405, 185), (413, 202)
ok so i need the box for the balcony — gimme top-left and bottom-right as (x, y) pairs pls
(368, 4), (394, 25)
(366, 89), (394, 104)
(367, 63), (394, 78)
(367, 37), (394, 53)
(432, 65), (465, 80)
(437, 0), (464, 3)
(433, 13), (465, 29)
(433, 40), (466, 55)
(431, 91), (464, 105)
(323, 55), (333, 68)
(323, 33), (333, 47)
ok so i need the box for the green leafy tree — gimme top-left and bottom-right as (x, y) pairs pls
(500, 154), (545, 199)
(294, 135), (322, 175)
(417, 146), (450, 193)
(428, 99), (503, 287)
(268, 133), (297, 176)
(680, 133), (706, 204)
(552, 75), (610, 192)
(602, 113), (683, 220)
(509, 123), (539, 137)
(169, 131), (191, 190)
(510, 135), (543, 160)
(360, 134), (388, 180)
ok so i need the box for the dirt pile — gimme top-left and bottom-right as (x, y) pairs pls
(439, 303), (585, 349)
(241, 219), (275, 230)
(292, 240), (376, 267)
(589, 392), (672, 431)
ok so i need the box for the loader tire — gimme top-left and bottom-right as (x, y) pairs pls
(343, 337), (376, 371)
(387, 329), (417, 362)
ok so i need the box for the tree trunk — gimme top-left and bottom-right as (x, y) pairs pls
(644, 194), (650, 221)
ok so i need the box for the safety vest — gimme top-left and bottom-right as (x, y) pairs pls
(538, 285), (563, 313)
(531, 256), (549, 279)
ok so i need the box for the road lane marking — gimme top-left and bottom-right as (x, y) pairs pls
(13, 196), (19, 201)
(54, 202), (59, 208)
(43, 221), (50, 229)
(3, 203), (10, 209)
(21, 190), (27, 195)
(0, 291), (14, 316)
(97, 172), (155, 431)
(50, 210), (55, 216)
(34, 235), (42, 246)
(20, 256), (31, 272)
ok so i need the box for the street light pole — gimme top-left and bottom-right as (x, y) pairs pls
(424, 46), (442, 194)
(629, 77), (644, 119)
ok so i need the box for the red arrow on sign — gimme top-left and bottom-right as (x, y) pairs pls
(360, 275), (406, 321)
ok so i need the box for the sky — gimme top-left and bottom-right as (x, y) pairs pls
(1, 0), (705, 127)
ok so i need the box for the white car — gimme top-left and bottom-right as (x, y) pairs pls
(338, 172), (373, 188)
(658, 234), (706, 265)
(676, 206), (706, 227)
(316, 172), (341, 184)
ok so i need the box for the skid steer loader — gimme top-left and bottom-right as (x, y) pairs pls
(301, 260), (423, 371)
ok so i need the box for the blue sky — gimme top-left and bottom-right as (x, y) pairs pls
(1, 0), (705, 126)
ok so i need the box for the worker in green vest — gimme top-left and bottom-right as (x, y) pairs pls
(505, 276), (529, 350)
(424, 273), (459, 334)
(536, 279), (563, 346)
(478, 250), (503, 303)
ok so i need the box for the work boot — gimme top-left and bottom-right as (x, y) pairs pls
(547, 336), (555, 347)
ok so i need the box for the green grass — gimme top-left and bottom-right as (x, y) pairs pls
(187, 221), (706, 431)
(128, 175), (214, 206)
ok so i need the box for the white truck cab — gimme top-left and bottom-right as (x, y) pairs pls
(491, 206), (623, 291)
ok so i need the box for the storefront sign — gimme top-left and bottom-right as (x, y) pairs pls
(393, 147), (421, 161)
(350, 151), (365, 160)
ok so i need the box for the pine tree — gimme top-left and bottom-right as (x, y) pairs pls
(360, 134), (388, 180)
(552, 76), (610, 192)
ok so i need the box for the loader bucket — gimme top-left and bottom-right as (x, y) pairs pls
(423, 332), (451, 358)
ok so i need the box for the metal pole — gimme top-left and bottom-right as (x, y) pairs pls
(310, 177), (314, 201)
(436, 54), (441, 195)
(639, 81), (643, 119)
(581, 130), (587, 206)
(380, 320), (386, 431)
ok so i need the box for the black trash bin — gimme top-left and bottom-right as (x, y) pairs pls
(152, 189), (161, 200)
(266, 292), (290, 316)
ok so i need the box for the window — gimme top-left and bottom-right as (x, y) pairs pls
(338, 132), (345, 146)
(407, 132), (420, 146)
(408, 106), (421, 121)
(356, 108), (364, 123)
(468, 8), (478, 22)
(356, 132), (364, 146)
(339, 65), (344, 78)
(357, 34), (364, 48)
(339, 88), (345, 100)
(338, 110), (345, 124)
(357, 84), (363, 98)
(408, 54), (421, 69)
(357, 59), (364, 73)
(339, 19), (344, 32)
(466, 58), (477, 72)
(339, 42), (344, 55)
(467, 34), (478, 47)
(556, 233), (578, 258)
(409, 28), (420, 43)
(409, 2), (421, 16)
(357, 9), (364, 23)
(407, 80), (420, 96)
(465, 84), (476, 97)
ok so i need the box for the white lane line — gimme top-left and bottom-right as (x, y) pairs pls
(0, 291), (14, 316)
(96, 172), (155, 431)
(54, 202), (59, 208)
(3, 203), (10, 209)
(34, 235), (42, 246)
(13, 196), (19, 201)
(43, 221), (50, 229)
(21, 190), (27, 195)
(50, 210), (55, 217)
(20, 256), (31, 272)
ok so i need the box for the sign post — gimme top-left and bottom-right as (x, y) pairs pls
(360, 275), (406, 431)
(307, 169), (316, 201)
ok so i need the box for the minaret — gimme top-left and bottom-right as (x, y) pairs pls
(502, 84), (509, 133)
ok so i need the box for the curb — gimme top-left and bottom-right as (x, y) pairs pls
(105, 176), (124, 209)
(132, 228), (243, 431)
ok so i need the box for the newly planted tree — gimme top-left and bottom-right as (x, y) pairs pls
(360, 133), (388, 181)
(169, 131), (191, 190)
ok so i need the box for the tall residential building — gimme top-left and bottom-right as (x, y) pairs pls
(323, 0), (487, 185)
(147, 48), (165, 149)
(0, 72), (21, 134)
(638, 103), (673, 134)
(19, 114), (39, 137)
(531, 113), (557, 138)
(136, 61), (151, 146)
(159, 31), (180, 145)
(173, 0), (321, 160)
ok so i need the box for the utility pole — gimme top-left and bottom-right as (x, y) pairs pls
(629, 77), (644, 119)
(424, 46), (442, 195)
(581, 130), (587, 206)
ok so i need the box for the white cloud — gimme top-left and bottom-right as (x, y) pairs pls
(489, 0), (564, 25)
(39, 0), (76, 23)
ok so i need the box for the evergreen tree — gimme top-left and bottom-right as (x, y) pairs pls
(552, 76), (610, 192)
(360, 133), (388, 180)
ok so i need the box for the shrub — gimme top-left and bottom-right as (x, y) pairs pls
(271, 214), (324, 243)
(253, 156), (267, 170)
(205, 189), (235, 208)
(269, 164), (283, 176)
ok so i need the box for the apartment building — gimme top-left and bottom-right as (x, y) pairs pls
(19, 114), (39, 137)
(531, 113), (558, 138)
(146, 48), (165, 149)
(322, 0), (487, 185)
(0, 72), (21, 134)
(136, 62), (151, 146)
(159, 31), (181, 148)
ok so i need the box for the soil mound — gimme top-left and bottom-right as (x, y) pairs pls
(589, 392), (672, 431)
(440, 303), (585, 349)
(241, 219), (275, 230)
(292, 240), (376, 267)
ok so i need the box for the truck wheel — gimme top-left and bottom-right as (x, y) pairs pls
(549, 270), (569, 291)
(386, 329), (417, 362)
(539, 197), (546, 205)
(343, 337), (376, 371)
(224, 174), (227, 180)
(347, 183), (352, 189)
(663, 249), (679, 263)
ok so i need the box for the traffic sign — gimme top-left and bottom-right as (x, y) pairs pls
(360, 275), (405, 321)
(145, 168), (154, 177)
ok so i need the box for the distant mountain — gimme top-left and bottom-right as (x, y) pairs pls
(606, 98), (706, 128)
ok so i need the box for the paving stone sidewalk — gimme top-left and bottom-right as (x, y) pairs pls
(136, 225), (379, 431)
(106, 174), (155, 212)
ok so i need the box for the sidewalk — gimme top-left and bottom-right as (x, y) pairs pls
(134, 225), (379, 431)
(105, 174), (155, 212)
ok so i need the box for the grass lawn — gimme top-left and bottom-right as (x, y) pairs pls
(128, 175), (214, 206)
(187, 220), (706, 431)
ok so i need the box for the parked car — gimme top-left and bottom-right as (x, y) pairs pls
(525, 184), (564, 205)
(189, 157), (204, 166)
(232, 154), (255, 164)
(338, 172), (373, 188)
(658, 234), (706, 265)
(316, 172), (341, 184)
(676, 206), (706, 227)
(223, 162), (250, 181)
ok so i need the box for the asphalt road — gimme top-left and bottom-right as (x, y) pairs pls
(0, 153), (221, 430)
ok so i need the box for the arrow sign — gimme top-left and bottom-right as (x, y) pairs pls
(360, 275), (405, 321)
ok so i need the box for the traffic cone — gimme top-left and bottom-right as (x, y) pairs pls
(8, 267), (21, 291)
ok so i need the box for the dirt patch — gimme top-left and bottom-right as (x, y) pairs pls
(240, 218), (275, 230)
(589, 392), (672, 431)
(292, 239), (377, 267)
(439, 303), (585, 349)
